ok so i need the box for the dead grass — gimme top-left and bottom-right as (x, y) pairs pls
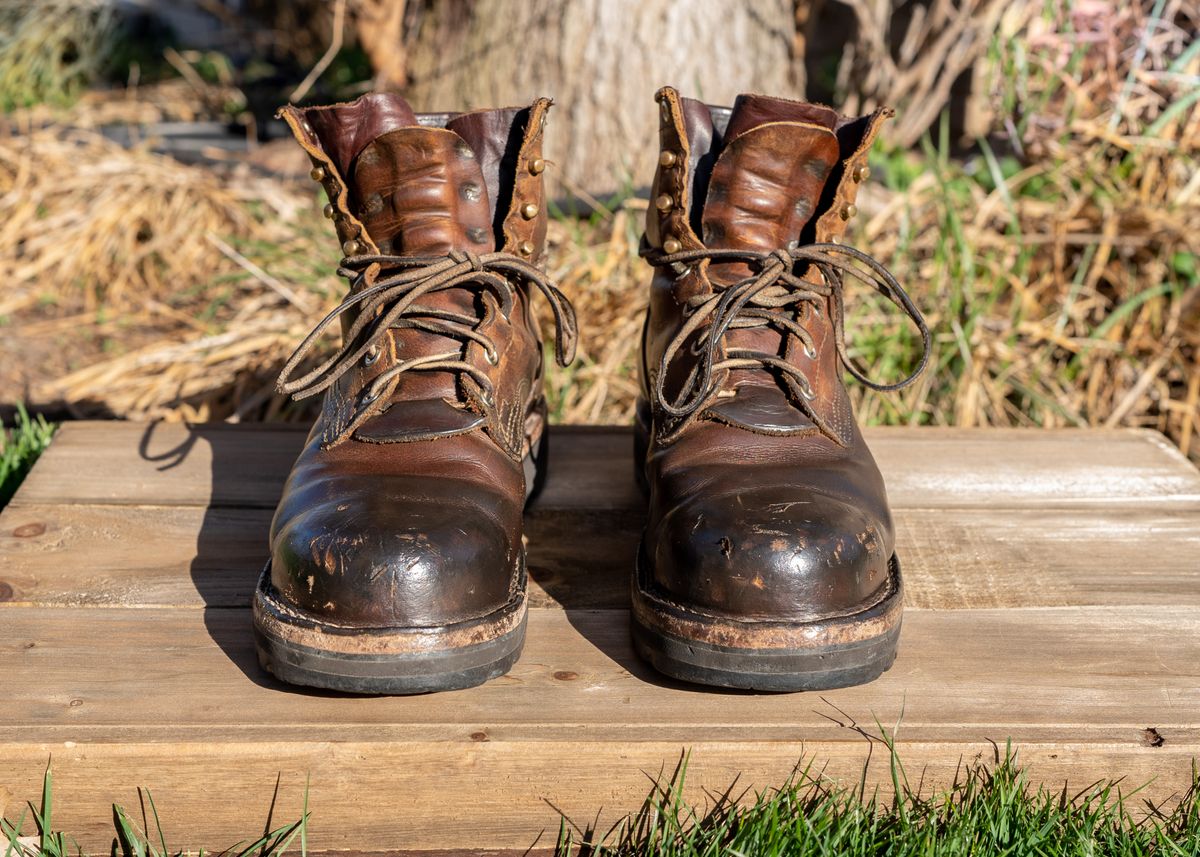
(0, 0), (1196, 457)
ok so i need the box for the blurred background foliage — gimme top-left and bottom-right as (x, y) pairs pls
(0, 0), (1196, 461)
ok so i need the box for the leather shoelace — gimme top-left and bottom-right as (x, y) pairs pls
(640, 241), (930, 426)
(276, 249), (577, 408)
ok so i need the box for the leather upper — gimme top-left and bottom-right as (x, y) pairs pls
(267, 93), (563, 631)
(270, 415), (524, 627)
(639, 86), (907, 622)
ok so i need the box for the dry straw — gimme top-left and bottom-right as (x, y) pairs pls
(0, 0), (1196, 457)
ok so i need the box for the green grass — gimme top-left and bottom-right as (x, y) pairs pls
(555, 742), (1200, 856)
(0, 404), (56, 510)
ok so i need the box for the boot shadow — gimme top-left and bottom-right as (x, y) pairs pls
(136, 420), (716, 694)
(527, 425), (726, 692)
(138, 421), (348, 695)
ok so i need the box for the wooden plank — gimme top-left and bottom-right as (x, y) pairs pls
(2, 606), (1198, 850)
(2, 607), (1197, 740)
(3, 740), (1197, 853)
(12, 422), (640, 512)
(13, 423), (1200, 511)
(0, 504), (637, 610)
(3, 503), (1197, 610)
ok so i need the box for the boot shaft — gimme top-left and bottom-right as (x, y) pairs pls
(646, 88), (890, 258)
(280, 93), (552, 262)
(274, 93), (575, 456)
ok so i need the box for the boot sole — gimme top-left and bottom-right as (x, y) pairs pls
(253, 562), (527, 695)
(253, 424), (548, 694)
(631, 543), (904, 691)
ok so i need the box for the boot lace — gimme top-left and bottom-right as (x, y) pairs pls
(640, 241), (930, 429)
(276, 249), (577, 408)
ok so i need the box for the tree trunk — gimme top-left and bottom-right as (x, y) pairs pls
(402, 0), (799, 199)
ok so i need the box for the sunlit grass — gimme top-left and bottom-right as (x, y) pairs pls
(0, 404), (55, 510)
(555, 741), (1200, 856)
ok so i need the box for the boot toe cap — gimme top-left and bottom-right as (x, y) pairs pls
(649, 486), (892, 621)
(270, 491), (517, 628)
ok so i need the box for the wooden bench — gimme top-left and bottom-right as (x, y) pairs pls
(2, 423), (1199, 852)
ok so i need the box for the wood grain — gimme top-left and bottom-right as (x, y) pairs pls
(3, 503), (1199, 610)
(2, 606), (1198, 850)
(3, 423), (1199, 852)
(2, 607), (1198, 740)
(13, 423), (1200, 510)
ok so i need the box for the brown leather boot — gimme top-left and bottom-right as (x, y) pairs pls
(632, 87), (929, 691)
(253, 93), (576, 693)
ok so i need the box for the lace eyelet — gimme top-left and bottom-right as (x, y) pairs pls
(362, 345), (381, 367)
(360, 386), (382, 405)
(485, 349), (499, 366)
(479, 388), (496, 408)
(803, 343), (817, 360)
(798, 380), (817, 401)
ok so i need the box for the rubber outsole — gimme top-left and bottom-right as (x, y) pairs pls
(631, 547), (904, 692)
(253, 568), (527, 695)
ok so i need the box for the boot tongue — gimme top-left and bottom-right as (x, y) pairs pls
(697, 95), (842, 416)
(302, 95), (509, 434)
(305, 93), (497, 255)
(701, 94), (840, 271)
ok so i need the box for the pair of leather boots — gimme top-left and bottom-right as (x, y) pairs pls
(253, 87), (929, 694)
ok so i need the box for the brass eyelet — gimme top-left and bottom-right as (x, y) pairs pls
(362, 344), (380, 366)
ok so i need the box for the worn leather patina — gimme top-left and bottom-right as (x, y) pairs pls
(254, 93), (575, 693)
(632, 86), (929, 690)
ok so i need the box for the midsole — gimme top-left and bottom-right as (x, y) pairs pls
(632, 549), (903, 652)
(253, 560), (527, 658)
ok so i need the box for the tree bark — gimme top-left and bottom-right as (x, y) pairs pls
(402, 0), (798, 198)
(355, 0), (410, 90)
